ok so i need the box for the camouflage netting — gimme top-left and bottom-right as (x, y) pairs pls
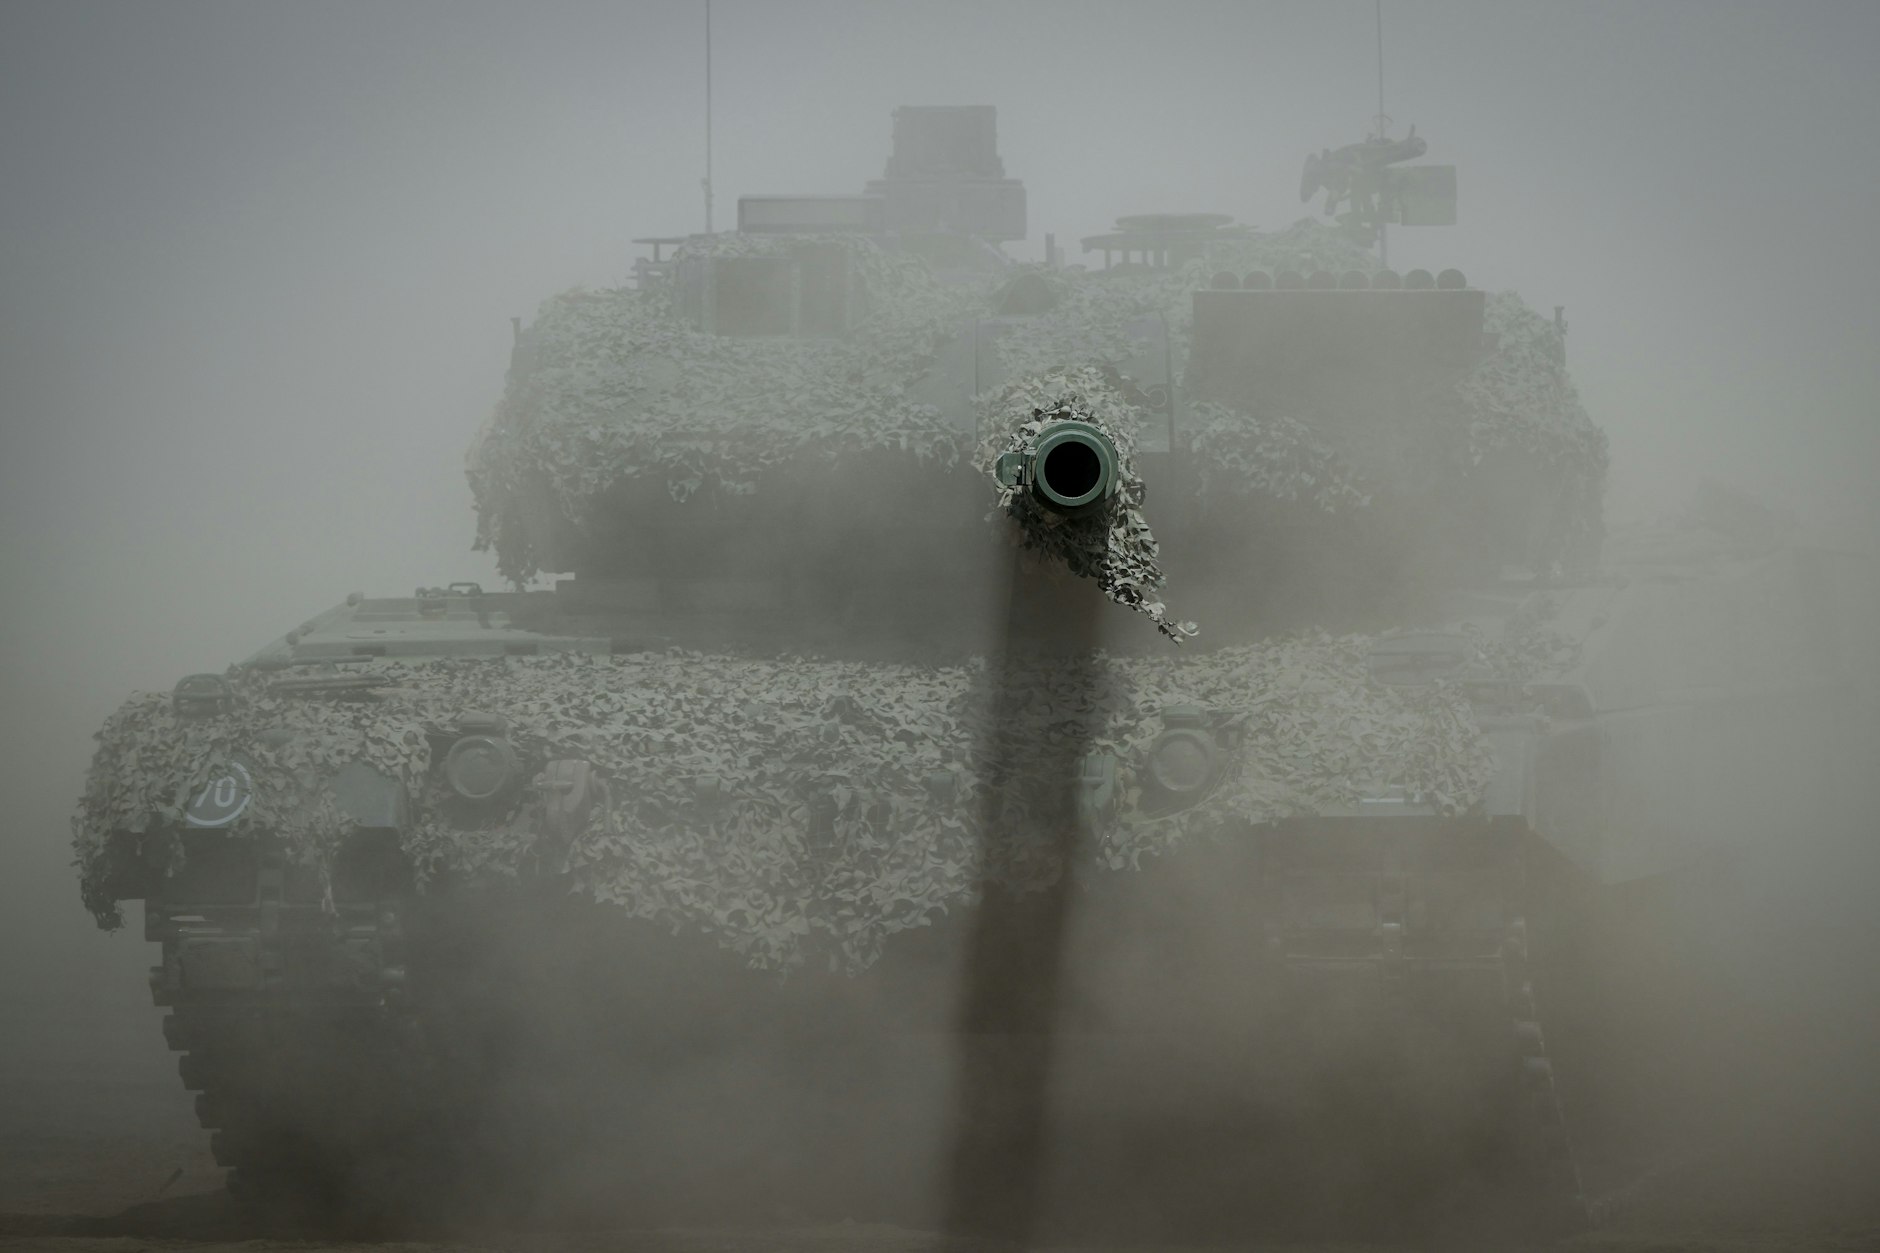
(991, 222), (1604, 545)
(1459, 292), (1608, 567)
(68, 622), (1588, 970)
(985, 225), (1386, 525)
(468, 232), (985, 582)
(79, 222), (1615, 970)
(978, 368), (1195, 640)
(989, 222), (1384, 387)
(1183, 402), (1374, 513)
(75, 682), (431, 929)
(989, 265), (1188, 383)
(469, 220), (1605, 583)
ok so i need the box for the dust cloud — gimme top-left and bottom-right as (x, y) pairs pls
(1, 1), (1877, 1248)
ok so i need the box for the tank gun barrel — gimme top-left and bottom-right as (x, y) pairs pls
(992, 420), (1121, 518)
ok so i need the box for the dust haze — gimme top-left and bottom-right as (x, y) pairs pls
(2, 1), (1877, 1247)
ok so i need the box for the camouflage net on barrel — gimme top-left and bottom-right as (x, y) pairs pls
(70, 626), (1572, 970)
(978, 368), (1196, 641)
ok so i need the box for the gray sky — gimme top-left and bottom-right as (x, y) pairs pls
(1, 0), (1877, 1070)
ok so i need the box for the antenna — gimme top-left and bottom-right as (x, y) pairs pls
(702, 0), (714, 234)
(1374, 0), (1387, 140)
(1374, 0), (1388, 267)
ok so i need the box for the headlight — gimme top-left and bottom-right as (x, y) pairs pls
(1147, 728), (1218, 795)
(444, 713), (521, 802)
(1145, 704), (1220, 797)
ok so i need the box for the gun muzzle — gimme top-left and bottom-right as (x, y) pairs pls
(994, 421), (1121, 518)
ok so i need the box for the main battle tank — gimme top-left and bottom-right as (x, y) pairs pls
(73, 107), (1880, 1235)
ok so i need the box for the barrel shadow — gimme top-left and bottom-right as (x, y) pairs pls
(940, 563), (1103, 1245)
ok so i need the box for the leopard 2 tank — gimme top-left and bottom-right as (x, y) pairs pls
(73, 105), (1880, 1235)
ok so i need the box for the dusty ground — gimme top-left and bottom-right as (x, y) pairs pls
(2, 1065), (1876, 1253)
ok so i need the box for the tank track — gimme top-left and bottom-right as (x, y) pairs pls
(1258, 826), (1594, 1235)
(159, 1000), (453, 1224)
(1502, 912), (1591, 1229)
(144, 869), (483, 1228)
(140, 839), (1593, 1231)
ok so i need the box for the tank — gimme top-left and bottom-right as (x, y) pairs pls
(71, 107), (1880, 1235)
